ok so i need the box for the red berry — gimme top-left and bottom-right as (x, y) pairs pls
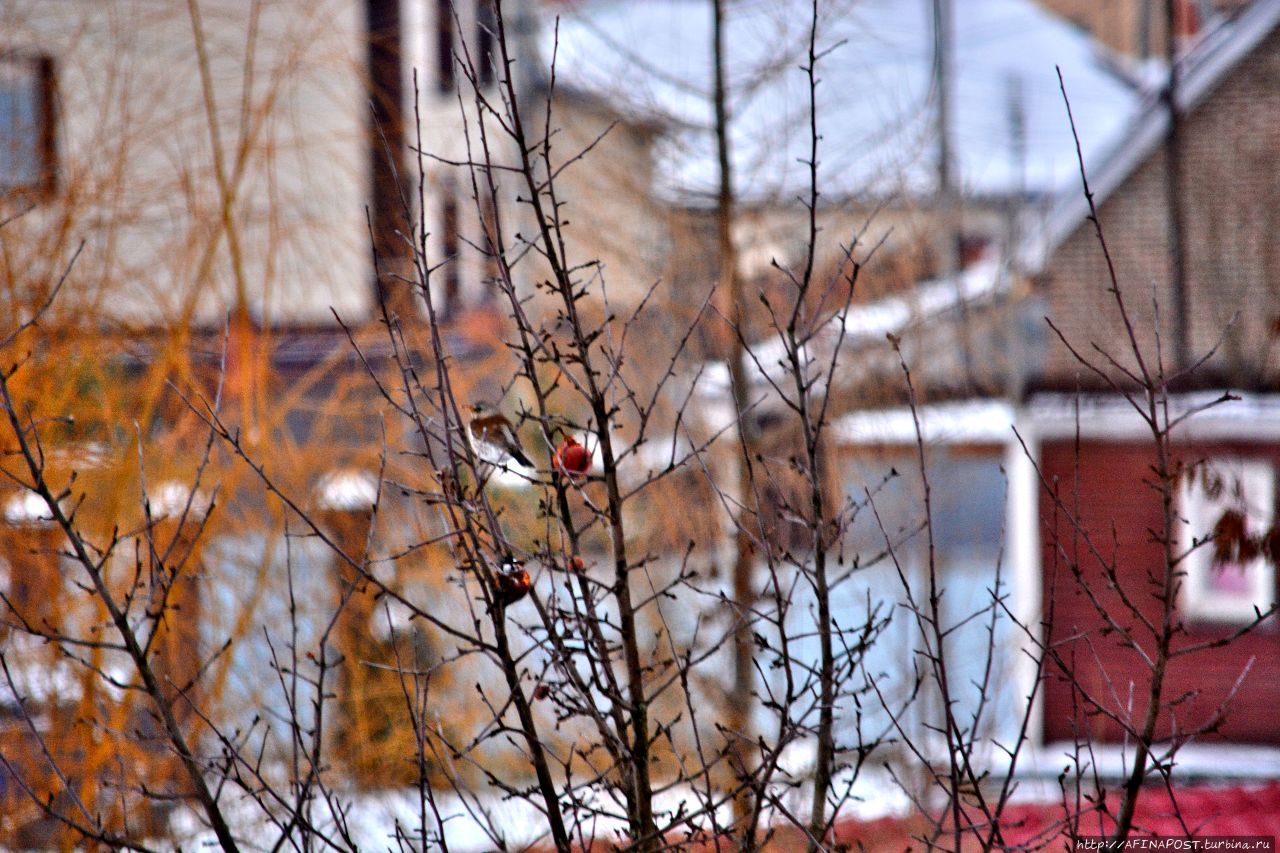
(553, 436), (592, 477)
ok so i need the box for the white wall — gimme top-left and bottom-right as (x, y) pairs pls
(0, 0), (374, 327)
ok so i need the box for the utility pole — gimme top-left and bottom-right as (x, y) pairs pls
(1139, 0), (1153, 59)
(931, 0), (952, 236)
(1004, 71), (1028, 400)
(932, 0), (976, 387)
(711, 0), (760, 843)
(1163, 0), (1190, 372)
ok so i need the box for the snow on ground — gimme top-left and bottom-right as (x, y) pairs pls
(167, 739), (1280, 849)
(2, 491), (54, 525)
(166, 764), (915, 851)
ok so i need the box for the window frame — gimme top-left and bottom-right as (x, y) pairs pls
(1178, 457), (1277, 624)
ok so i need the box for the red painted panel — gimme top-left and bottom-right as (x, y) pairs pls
(1039, 440), (1280, 744)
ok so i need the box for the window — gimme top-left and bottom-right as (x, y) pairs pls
(0, 53), (56, 197)
(1179, 458), (1277, 624)
(843, 448), (1019, 748)
(435, 0), (455, 94)
(435, 0), (495, 93)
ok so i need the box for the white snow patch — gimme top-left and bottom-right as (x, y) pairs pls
(836, 399), (1016, 446)
(148, 480), (212, 520)
(369, 595), (417, 643)
(315, 468), (380, 511)
(3, 491), (55, 525)
(0, 634), (83, 709)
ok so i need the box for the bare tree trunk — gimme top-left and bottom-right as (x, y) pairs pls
(797, 10), (836, 846)
(711, 1), (762, 845)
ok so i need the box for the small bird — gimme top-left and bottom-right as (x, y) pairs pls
(468, 403), (533, 468)
(494, 557), (532, 606)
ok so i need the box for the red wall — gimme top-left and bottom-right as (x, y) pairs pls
(1039, 439), (1280, 744)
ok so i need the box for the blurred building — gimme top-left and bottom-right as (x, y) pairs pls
(828, 0), (1280, 753)
(554, 0), (1280, 756)
(0, 0), (618, 839)
(1039, 0), (1251, 59)
(3, 1), (1280, 844)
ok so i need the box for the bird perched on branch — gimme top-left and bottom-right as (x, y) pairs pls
(468, 403), (533, 468)
(494, 557), (532, 606)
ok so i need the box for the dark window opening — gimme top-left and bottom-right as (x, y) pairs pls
(441, 188), (460, 315)
(0, 53), (57, 198)
(477, 0), (496, 88)
(365, 0), (408, 310)
(436, 0), (456, 94)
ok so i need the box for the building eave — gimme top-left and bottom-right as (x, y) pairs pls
(835, 391), (1280, 447)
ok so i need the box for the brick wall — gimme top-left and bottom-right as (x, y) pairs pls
(1037, 22), (1280, 390)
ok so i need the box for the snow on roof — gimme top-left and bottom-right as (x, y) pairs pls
(315, 468), (380, 511)
(835, 398), (1016, 445)
(4, 491), (56, 525)
(546, 0), (1139, 202)
(833, 391), (1280, 447)
(840, 255), (1007, 340)
(702, 255), (1008, 401)
(1027, 390), (1280, 441)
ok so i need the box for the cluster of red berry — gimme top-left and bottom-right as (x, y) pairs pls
(467, 405), (595, 610)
